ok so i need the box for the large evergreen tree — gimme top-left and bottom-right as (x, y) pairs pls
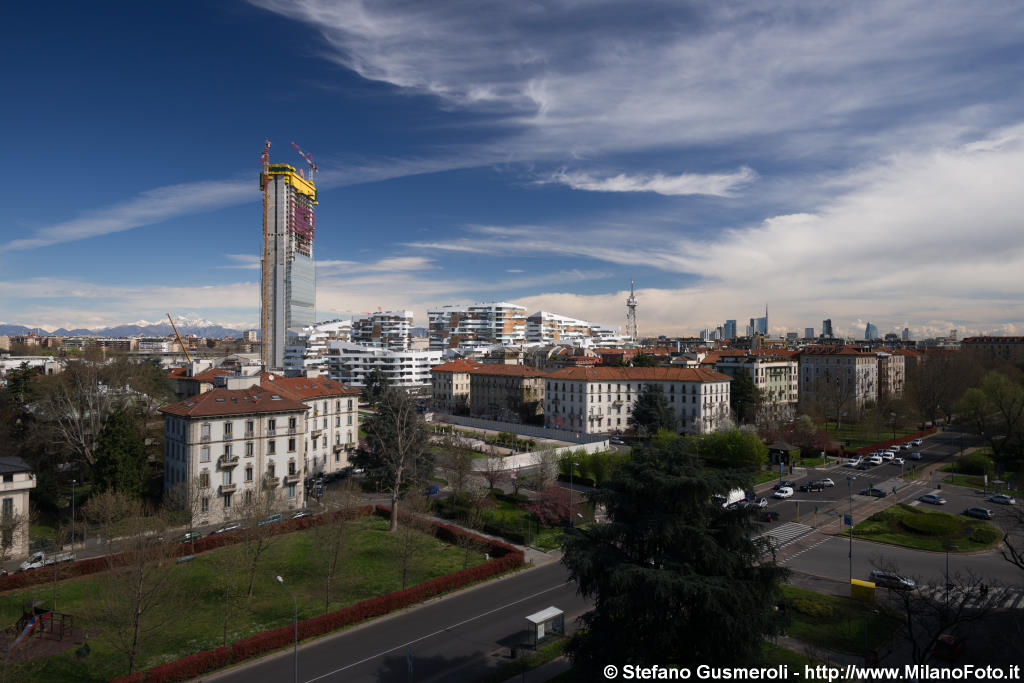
(562, 437), (787, 675)
(697, 428), (768, 469)
(628, 384), (677, 437)
(93, 411), (148, 497)
(729, 371), (762, 424)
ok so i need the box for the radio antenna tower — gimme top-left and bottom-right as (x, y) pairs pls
(625, 279), (638, 344)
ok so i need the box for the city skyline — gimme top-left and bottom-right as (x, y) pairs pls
(3, 2), (1024, 339)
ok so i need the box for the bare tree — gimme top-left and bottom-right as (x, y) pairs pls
(438, 437), (474, 495)
(208, 541), (246, 647)
(231, 486), (281, 598)
(532, 448), (560, 490)
(805, 368), (870, 428)
(85, 488), (132, 554)
(313, 480), (362, 613)
(453, 482), (494, 569)
(481, 456), (506, 491)
(163, 476), (207, 550)
(392, 492), (433, 590)
(96, 500), (182, 676)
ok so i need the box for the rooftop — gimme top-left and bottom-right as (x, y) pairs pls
(159, 386), (308, 418)
(545, 366), (731, 382)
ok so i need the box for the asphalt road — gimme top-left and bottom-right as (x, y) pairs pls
(210, 560), (589, 683)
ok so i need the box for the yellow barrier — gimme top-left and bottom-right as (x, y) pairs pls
(850, 578), (876, 602)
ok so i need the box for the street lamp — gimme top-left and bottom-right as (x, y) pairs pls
(945, 544), (959, 610)
(275, 575), (298, 683)
(847, 475), (854, 583)
(71, 479), (76, 553)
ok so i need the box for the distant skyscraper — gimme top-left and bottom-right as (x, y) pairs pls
(260, 152), (318, 369)
(724, 320), (737, 339)
(822, 319), (834, 338)
(750, 315), (768, 336)
(901, 327), (910, 341)
(804, 327), (814, 339)
(865, 322), (879, 340)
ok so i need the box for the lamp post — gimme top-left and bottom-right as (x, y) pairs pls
(847, 475), (854, 583)
(71, 479), (76, 553)
(275, 575), (298, 683)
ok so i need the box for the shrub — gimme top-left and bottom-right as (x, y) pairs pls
(955, 452), (991, 476)
(900, 512), (959, 536)
(790, 597), (835, 618)
(969, 524), (1001, 544)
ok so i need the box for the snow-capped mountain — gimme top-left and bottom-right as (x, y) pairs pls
(0, 315), (250, 338)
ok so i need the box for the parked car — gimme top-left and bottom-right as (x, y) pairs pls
(845, 457), (863, 467)
(892, 457), (905, 466)
(212, 522), (241, 535)
(258, 513), (284, 527)
(910, 452), (923, 460)
(911, 439), (924, 447)
(919, 494), (946, 505)
(881, 452), (895, 461)
(423, 484), (440, 496)
(867, 455), (883, 466)
(869, 570), (916, 590)
(753, 497), (768, 508)
(988, 494), (1016, 505)
(963, 507), (994, 520)
(291, 509), (311, 519)
(816, 478), (836, 488)
(900, 443), (911, 451)
(860, 488), (887, 498)
(609, 436), (625, 445)
(773, 481), (796, 490)
(17, 550), (75, 573)
(799, 482), (824, 492)
(773, 487), (794, 499)
(180, 531), (201, 543)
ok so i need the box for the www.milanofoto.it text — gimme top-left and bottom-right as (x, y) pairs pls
(607, 664), (1021, 680)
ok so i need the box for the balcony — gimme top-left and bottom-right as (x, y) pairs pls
(263, 474), (280, 488)
(218, 483), (237, 495)
(287, 427), (297, 435)
(218, 455), (239, 468)
(245, 431), (254, 438)
(200, 434), (210, 442)
(223, 433), (233, 441)
(283, 472), (302, 485)
(267, 428), (277, 436)
(310, 427), (323, 438)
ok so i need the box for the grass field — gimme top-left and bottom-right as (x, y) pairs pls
(822, 422), (917, 449)
(781, 585), (898, 654)
(1, 516), (487, 681)
(851, 503), (1001, 552)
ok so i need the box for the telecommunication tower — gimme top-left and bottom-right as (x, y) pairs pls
(625, 279), (638, 343)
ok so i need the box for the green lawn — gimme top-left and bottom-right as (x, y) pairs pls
(477, 636), (566, 683)
(781, 585), (898, 654)
(1, 516), (488, 681)
(751, 469), (783, 487)
(762, 642), (818, 668)
(850, 503), (1001, 552)
(822, 422), (917, 449)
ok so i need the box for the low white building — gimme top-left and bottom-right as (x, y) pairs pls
(160, 385), (310, 525)
(543, 367), (732, 435)
(327, 342), (442, 390)
(0, 457), (36, 559)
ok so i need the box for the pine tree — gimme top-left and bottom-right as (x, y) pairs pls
(562, 437), (787, 675)
(628, 384), (677, 437)
(93, 411), (147, 497)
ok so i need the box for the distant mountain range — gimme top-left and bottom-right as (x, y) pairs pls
(0, 316), (247, 339)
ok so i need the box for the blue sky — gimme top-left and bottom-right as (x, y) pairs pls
(3, 1), (1024, 338)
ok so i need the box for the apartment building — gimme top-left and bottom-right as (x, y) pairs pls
(283, 320), (352, 376)
(468, 364), (548, 423)
(427, 302), (527, 350)
(350, 310), (413, 350)
(0, 456), (36, 558)
(714, 351), (798, 422)
(160, 385), (309, 526)
(798, 347), (878, 418)
(260, 373), (361, 476)
(875, 351), (905, 400)
(962, 336), (1024, 364)
(326, 342), (441, 390)
(525, 311), (622, 345)
(167, 363), (235, 400)
(430, 359), (484, 415)
(543, 367), (732, 435)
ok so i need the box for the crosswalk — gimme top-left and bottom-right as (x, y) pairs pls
(755, 522), (814, 551)
(913, 584), (1024, 610)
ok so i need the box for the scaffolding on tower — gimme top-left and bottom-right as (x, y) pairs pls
(259, 138), (272, 368)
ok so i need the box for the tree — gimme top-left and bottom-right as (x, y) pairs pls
(531, 448), (560, 490)
(96, 499), (181, 676)
(231, 486), (282, 598)
(628, 384), (677, 438)
(630, 353), (659, 367)
(354, 388), (431, 532)
(391, 492), (433, 589)
(437, 436), (474, 495)
(905, 353), (980, 425)
(957, 371), (1024, 471)
(527, 486), (573, 527)
(805, 368), (868, 428)
(93, 411), (148, 497)
(313, 480), (362, 613)
(481, 456), (506, 490)
(561, 437), (787, 676)
(362, 367), (390, 407)
(729, 371), (762, 425)
(696, 428), (768, 469)
(163, 476), (207, 550)
(85, 488), (133, 553)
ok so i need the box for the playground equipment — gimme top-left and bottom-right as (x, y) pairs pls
(6, 601), (74, 651)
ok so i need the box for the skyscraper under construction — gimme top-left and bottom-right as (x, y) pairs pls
(260, 142), (317, 369)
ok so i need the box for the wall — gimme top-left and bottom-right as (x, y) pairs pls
(437, 414), (607, 444)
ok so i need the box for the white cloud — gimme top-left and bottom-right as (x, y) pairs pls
(546, 167), (756, 197)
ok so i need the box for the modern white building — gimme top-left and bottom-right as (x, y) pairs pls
(427, 302), (527, 350)
(326, 342), (442, 390)
(160, 385), (310, 525)
(283, 320), (352, 376)
(350, 310), (413, 350)
(543, 367), (732, 435)
(0, 456), (36, 559)
(525, 311), (622, 346)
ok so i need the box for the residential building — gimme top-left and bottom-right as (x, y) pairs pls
(543, 367), (731, 435)
(0, 456), (36, 559)
(430, 359), (485, 414)
(427, 302), (527, 350)
(260, 161), (318, 369)
(160, 386), (309, 526)
(468, 364), (548, 423)
(798, 347), (878, 418)
(326, 342), (441, 390)
(875, 351), (905, 400)
(244, 330), (258, 343)
(525, 311), (622, 345)
(350, 310), (413, 350)
(259, 373), (361, 476)
(283, 320), (351, 376)
(962, 336), (1024, 364)
(167, 362), (235, 400)
(714, 351), (799, 423)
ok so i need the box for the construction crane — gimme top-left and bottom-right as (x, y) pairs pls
(167, 314), (193, 364)
(259, 138), (271, 168)
(290, 141), (318, 180)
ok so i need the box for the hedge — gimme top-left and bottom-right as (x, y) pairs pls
(118, 507), (523, 682)
(899, 512), (960, 537)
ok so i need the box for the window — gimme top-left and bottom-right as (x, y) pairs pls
(199, 471), (210, 488)
(223, 422), (233, 439)
(347, 415), (353, 425)
(245, 442), (253, 457)
(268, 440), (276, 454)
(1, 498), (12, 547)
(200, 446), (210, 463)
(335, 452), (340, 462)
(268, 463), (276, 477)
(287, 484), (296, 499)
(288, 461), (296, 475)
(336, 400), (340, 411)
(223, 493), (232, 509)
(288, 417), (297, 430)
(322, 417), (327, 429)
(245, 466), (253, 482)
(288, 438), (296, 452)
(268, 418), (277, 431)
(223, 444), (232, 458)
(201, 497), (209, 512)
(336, 416), (340, 427)
(321, 437), (327, 449)
(201, 423), (211, 441)
(222, 471), (232, 486)
(245, 420), (254, 435)
(347, 399), (353, 410)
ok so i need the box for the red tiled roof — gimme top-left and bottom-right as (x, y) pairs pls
(545, 367), (730, 382)
(260, 372), (360, 399)
(167, 367), (233, 382)
(963, 337), (1024, 343)
(159, 386), (308, 418)
(468, 364), (548, 378)
(797, 346), (875, 357)
(430, 359), (486, 373)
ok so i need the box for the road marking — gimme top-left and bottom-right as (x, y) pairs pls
(756, 522), (814, 550)
(303, 581), (573, 682)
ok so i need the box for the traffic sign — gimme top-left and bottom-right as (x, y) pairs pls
(844, 514), (853, 526)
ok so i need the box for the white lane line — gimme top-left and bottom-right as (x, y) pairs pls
(303, 581), (572, 682)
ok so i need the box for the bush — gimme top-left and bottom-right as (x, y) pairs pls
(790, 597), (835, 618)
(900, 512), (959, 536)
(956, 452), (991, 476)
(969, 524), (1001, 544)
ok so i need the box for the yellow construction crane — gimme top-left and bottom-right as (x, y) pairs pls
(167, 313), (193, 364)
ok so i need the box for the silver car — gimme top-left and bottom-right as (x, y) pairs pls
(919, 494), (946, 505)
(988, 494), (1016, 505)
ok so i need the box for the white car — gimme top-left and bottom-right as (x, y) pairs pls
(911, 439), (923, 447)
(773, 487), (794, 499)
(846, 457), (863, 467)
(867, 455), (883, 466)
(881, 452), (895, 461)
(817, 478), (835, 488)
(892, 457), (905, 465)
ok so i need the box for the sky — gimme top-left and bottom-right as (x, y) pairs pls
(2, 0), (1024, 339)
